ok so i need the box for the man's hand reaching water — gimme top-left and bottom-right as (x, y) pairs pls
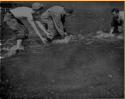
(46, 33), (53, 39)
(41, 37), (48, 44)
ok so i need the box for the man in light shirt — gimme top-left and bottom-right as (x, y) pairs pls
(3, 2), (51, 54)
(110, 8), (124, 35)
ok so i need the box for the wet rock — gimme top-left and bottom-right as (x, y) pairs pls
(88, 12), (92, 15)
(77, 34), (85, 40)
(96, 16), (100, 18)
(51, 80), (55, 83)
(90, 86), (93, 89)
(117, 34), (124, 40)
(95, 31), (115, 39)
(107, 75), (113, 78)
(52, 35), (72, 44)
(80, 29), (83, 33)
(102, 19), (105, 21)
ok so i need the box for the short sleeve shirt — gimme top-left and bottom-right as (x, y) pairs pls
(10, 7), (33, 20)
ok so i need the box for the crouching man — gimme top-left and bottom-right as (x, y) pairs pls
(110, 8), (124, 35)
(3, 2), (50, 55)
(40, 6), (73, 42)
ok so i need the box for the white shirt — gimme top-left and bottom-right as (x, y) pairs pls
(10, 7), (33, 20)
(119, 11), (124, 21)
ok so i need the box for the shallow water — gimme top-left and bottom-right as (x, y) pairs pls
(1, 31), (124, 59)
(1, 36), (124, 98)
(1, 1), (124, 98)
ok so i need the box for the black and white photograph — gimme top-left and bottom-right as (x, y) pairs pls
(0, 1), (124, 99)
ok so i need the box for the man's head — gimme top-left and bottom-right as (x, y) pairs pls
(64, 7), (73, 16)
(111, 8), (119, 20)
(32, 2), (44, 15)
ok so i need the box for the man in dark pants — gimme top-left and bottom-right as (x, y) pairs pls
(4, 11), (29, 54)
(3, 2), (51, 55)
(41, 6), (73, 42)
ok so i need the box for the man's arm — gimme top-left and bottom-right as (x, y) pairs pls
(61, 15), (68, 36)
(121, 19), (124, 34)
(27, 18), (47, 44)
(122, 19), (124, 29)
(35, 21), (53, 39)
(110, 27), (114, 34)
(110, 20), (115, 34)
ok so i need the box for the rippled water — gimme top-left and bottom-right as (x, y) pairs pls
(1, 31), (124, 98)
(1, 31), (124, 59)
